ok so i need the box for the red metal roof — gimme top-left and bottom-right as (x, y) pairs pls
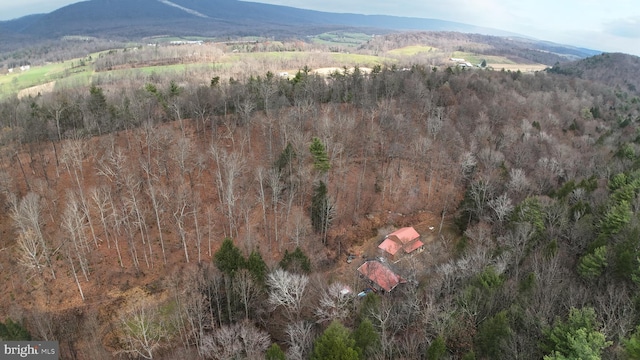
(402, 239), (424, 254)
(357, 260), (405, 292)
(378, 238), (403, 255)
(387, 227), (420, 244)
(379, 227), (424, 257)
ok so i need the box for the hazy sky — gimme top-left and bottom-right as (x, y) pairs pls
(1, 0), (639, 55)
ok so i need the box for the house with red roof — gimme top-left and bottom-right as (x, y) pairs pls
(357, 260), (406, 292)
(378, 227), (424, 261)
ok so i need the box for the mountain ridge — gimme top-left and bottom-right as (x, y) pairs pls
(0, 0), (604, 63)
(0, 0), (526, 40)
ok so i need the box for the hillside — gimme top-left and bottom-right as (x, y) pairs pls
(360, 32), (601, 65)
(0, 0), (581, 51)
(1, 49), (640, 359)
(548, 52), (640, 94)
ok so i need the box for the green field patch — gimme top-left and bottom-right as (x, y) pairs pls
(147, 36), (217, 43)
(0, 53), (99, 98)
(387, 45), (437, 56)
(0, 58), (94, 98)
(310, 32), (372, 47)
(328, 53), (391, 66)
(92, 63), (228, 83)
(451, 51), (516, 65)
(241, 51), (309, 61)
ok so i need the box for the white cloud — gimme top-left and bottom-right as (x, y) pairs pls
(603, 16), (640, 38)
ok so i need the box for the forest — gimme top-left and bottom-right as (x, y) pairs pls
(1, 38), (640, 360)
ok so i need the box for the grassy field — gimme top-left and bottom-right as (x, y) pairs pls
(0, 41), (543, 100)
(0, 55), (97, 98)
(147, 36), (218, 43)
(226, 51), (310, 62)
(0, 61), (76, 97)
(310, 32), (372, 48)
(329, 53), (391, 66)
(450, 51), (516, 65)
(222, 50), (389, 67)
(387, 45), (437, 56)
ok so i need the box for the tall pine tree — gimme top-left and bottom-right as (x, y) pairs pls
(311, 321), (359, 360)
(214, 238), (245, 276)
(309, 137), (330, 173)
(311, 181), (334, 244)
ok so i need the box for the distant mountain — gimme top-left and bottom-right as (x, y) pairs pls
(548, 53), (640, 94)
(358, 32), (601, 65)
(1, 14), (46, 33)
(0, 0), (601, 62)
(0, 0), (520, 41)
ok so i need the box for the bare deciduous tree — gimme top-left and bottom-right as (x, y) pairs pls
(256, 167), (271, 249)
(595, 283), (634, 339)
(210, 144), (246, 237)
(123, 173), (151, 267)
(314, 282), (352, 323)
(10, 192), (56, 279)
(170, 185), (191, 263)
(65, 247), (85, 301)
(266, 269), (309, 320)
(287, 206), (311, 248)
(200, 321), (270, 360)
(90, 186), (112, 249)
(95, 142), (127, 189)
(285, 320), (315, 360)
(171, 136), (193, 186)
(167, 265), (211, 354)
(140, 158), (168, 264)
(427, 108), (444, 140)
(15, 229), (45, 276)
(488, 193), (514, 224)
(233, 268), (262, 320)
(61, 137), (98, 247)
(365, 296), (399, 358)
(497, 222), (535, 279)
(460, 151), (477, 180)
(118, 302), (166, 360)
(507, 168), (530, 196)
(191, 191), (203, 263)
(61, 192), (90, 282)
(267, 167), (283, 249)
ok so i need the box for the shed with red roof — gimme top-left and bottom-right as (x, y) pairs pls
(357, 260), (406, 292)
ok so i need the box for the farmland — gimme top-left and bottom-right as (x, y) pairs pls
(387, 45), (437, 56)
(0, 37), (550, 100)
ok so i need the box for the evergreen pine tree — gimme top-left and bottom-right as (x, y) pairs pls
(265, 343), (286, 360)
(309, 137), (330, 173)
(279, 247), (311, 274)
(214, 238), (245, 276)
(352, 318), (380, 358)
(0, 319), (31, 341)
(426, 335), (447, 360)
(311, 321), (359, 360)
(247, 250), (268, 284)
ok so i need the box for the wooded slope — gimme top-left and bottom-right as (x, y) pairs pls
(0, 55), (639, 359)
